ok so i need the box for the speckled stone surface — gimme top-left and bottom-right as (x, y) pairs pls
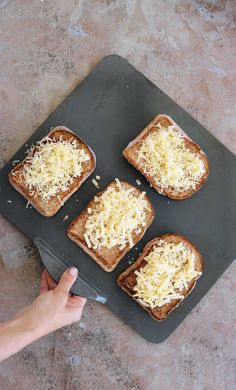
(0, 1), (236, 389)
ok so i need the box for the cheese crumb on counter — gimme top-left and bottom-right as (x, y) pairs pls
(92, 178), (99, 188)
(12, 160), (20, 166)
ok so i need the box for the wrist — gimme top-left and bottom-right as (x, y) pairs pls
(14, 305), (48, 341)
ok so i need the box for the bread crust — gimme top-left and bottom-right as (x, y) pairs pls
(123, 114), (209, 199)
(117, 234), (204, 321)
(9, 126), (96, 216)
(67, 180), (155, 272)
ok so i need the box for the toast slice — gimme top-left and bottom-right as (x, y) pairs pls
(67, 180), (155, 272)
(123, 114), (209, 199)
(117, 234), (203, 321)
(9, 126), (96, 216)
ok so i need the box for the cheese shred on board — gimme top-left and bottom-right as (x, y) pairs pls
(137, 124), (205, 192)
(84, 180), (148, 250)
(133, 240), (202, 308)
(21, 136), (89, 201)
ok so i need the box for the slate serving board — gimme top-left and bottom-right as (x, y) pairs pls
(0, 55), (235, 342)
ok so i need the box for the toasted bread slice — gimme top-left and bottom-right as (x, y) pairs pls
(117, 234), (203, 321)
(9, 126), (96, 216)
(123, 114), (209, 199)
(67, 180), (155, 272)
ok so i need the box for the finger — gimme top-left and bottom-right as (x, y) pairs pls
(67, 296), (87, 311)
(55, 267), (78, 295)
(40, 269), (49, 294)
(45, 271), (58, 290)
(69, 295), (87, 308)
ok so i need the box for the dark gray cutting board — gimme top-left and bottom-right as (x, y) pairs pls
(0, 55), (236, 343)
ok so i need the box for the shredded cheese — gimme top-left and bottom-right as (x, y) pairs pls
(137, 124), (205, 192)
(133, 240), (202, 308)
(83, 180), (148, 250)
(20, 136), (90, 201)
(92, 178), (99, 188)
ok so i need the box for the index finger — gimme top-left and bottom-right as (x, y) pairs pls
(45, 271), (58, 290)
(40, 269), (49, 294)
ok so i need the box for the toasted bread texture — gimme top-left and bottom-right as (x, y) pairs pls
(9, 126), (96, 216)
(123, 114), (209, 199)
(117, 234), (203, 321)
(67, 180), (155, 272)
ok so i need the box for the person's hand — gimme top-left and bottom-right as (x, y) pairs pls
(0, 268), (86, 361)
(17, 267), (87, 337)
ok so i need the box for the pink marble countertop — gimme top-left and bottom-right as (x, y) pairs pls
(0, 1), (235, 389)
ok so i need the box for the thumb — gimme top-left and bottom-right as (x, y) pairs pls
(56, 267), (78, 295)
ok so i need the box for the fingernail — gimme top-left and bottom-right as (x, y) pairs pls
(68, 267), (78, 277)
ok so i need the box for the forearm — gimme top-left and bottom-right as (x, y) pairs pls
(0, 310), (44, 361)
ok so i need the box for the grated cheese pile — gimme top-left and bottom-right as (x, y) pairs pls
(133, 240), (202, 308)
(84, 179), (149, 250)
(21, 136), (90, 201)
(137, 124), (205, 192)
